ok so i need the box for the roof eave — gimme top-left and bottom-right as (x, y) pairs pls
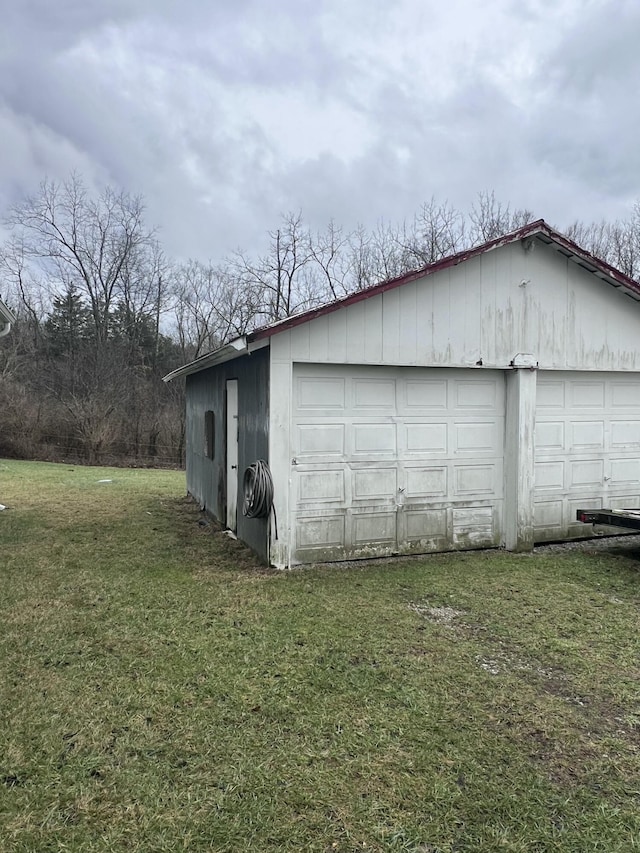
(162, 337), (248, 382)
(533, 230), (640, 298)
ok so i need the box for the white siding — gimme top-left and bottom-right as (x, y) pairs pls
(270, 241), (640, 372)
(266, 238), (640, 567)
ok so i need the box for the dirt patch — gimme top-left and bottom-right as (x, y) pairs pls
(408, 602), (466, 626)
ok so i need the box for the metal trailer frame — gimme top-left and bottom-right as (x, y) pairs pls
(576, 508), (640, 531)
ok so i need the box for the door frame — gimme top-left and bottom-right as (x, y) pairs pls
(225, 379), (239, 531)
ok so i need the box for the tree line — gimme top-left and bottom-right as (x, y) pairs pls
(1, 175), (639, 466)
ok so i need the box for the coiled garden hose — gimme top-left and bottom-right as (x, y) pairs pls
(242, 460), (276, 537)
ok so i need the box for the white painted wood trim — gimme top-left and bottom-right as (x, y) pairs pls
(504, 368), (537, 551)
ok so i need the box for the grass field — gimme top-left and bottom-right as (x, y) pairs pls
(1, 459), (639, 852)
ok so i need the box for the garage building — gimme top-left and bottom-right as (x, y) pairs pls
(164, 220), (640, 568)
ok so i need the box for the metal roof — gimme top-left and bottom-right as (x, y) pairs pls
(163, 219), (640, 381)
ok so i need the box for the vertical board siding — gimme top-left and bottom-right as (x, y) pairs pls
(270, 242), (640, 371)
(431, 268), (452, 363)
(308, 314), (330, 361)
(398, 283), (418, 364)
(364, 297), (383, 363)
(328, 309), (347, 357)
(462, 263), (482, 365)
(381, 287), (401, 364)
(185, 347), (270, 561)
(345, 302), (366, 364)
(479, 251), (497, 360)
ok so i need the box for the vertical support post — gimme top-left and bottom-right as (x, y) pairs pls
(504, 368), (537, 551)
(268, 337), (293, 568)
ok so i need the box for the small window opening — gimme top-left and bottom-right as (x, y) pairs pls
(204, 410), (215, 459)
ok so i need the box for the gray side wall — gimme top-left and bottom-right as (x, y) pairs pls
(185, 347), (270, 561)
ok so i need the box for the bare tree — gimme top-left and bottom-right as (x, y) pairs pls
(232, 211), (315, 322)
(172, 259), (260, 356)
(564, 218), (610, 259)
(6, 174), (156, 344)
(610, 205), (640, 280)
(469, 190), (535, 244)
(369, 220), (413, 282)
(404, 198), (466, 265)
(1, 174), (185, 464)
(345, 224), (377, 291)
(0, 238), (48, 354)
(6, 174), (640, 468)
(309, 219), (353, 300)
(564, 206), (640, 282)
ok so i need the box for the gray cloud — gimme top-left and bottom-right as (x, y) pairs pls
(0, 0), (639, 263)
(525, 1), (640, 210)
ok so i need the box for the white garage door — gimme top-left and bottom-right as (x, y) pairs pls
(291, 365), (505, 563)
(534, 372), (640, 541)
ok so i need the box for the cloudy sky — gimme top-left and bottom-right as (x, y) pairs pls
(1, 0), (639, 261)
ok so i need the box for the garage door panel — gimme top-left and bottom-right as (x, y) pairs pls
(533, 500), (564, 529)
(536, 421), (564, 451)
(612, 383), (640, 407)
(296, 514), (345, 549)
(296, 423), (346, 457)
(352, 467), (397, 501)
(537, 381), (565, 408)
(570, 421), (604, 450)
(567, 496), (602, 523)
(403, 380), (448, 409)
(535, 371), (640, 541)
(611, 421), (640, 448)
(296, 376), (345, 409)
(534, 460), (565, 491)
(570, 382), (605, 408)
(404, 466), (448, 497)
(292, 365), (505, 561)
(404, 508), (448, 540)
(353, 378), (395, 409)
(455, 421), (501, 453)
(452, 506), (495, 546)
(455, 381), (497, 409)
(454, 463), (501, 496)
(569, 459), (604, 487)
(609, 494), (640, 509)
(351, 423), (396, 455)
(610, 459), (640, 485)
(405, 423), (448, 453)
(297, 470), (345, 503)
(352, 511), (396, 545)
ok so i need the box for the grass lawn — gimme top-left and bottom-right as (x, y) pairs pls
(1, 459), (639, 852)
